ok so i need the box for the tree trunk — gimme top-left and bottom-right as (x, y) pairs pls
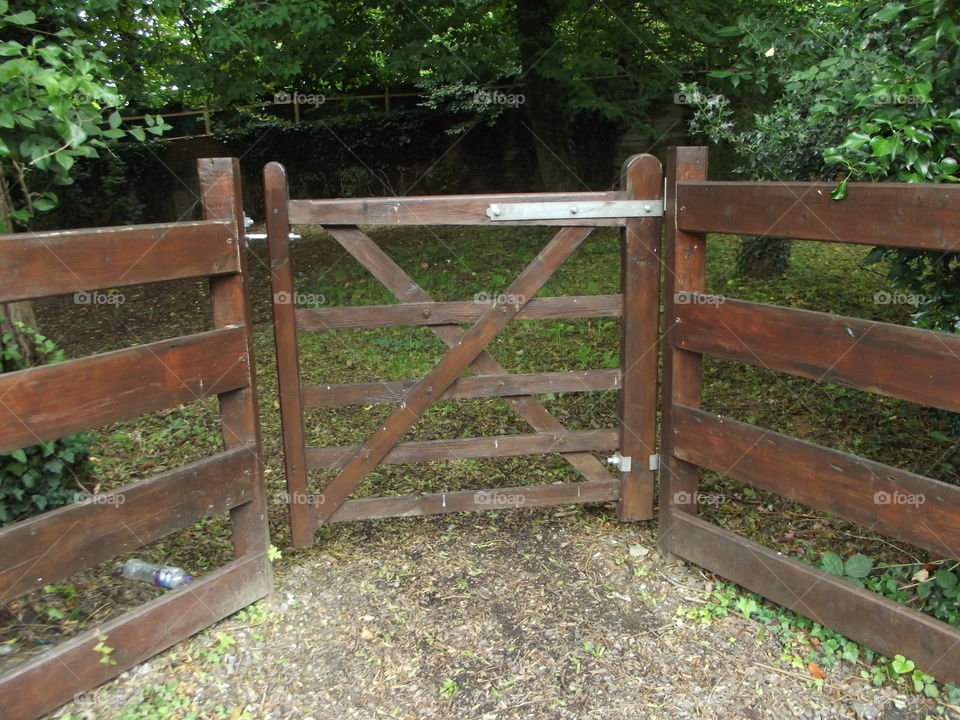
(516, 0), (581, 191)
(0, 165), (38, 367)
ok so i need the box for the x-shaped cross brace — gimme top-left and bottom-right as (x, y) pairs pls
(312, 224), (612, 526)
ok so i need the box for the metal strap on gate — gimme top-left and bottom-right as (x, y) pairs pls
(485, 200), (664, 221)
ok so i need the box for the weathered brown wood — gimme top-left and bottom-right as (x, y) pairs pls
(0, 327), (249, 455)
(295, 294), (622, 331)
(658, 147), (709, 553)
(617, 154), (661, 521)
(263, 162), (312, 547)
(674, 295), (960, 414)
(306, 429), (619, 469)
(671, 405), (960, 559)
(324, 479), (621, 524)
(0, 553), (270, 720)
(199, 157), (272, 561)
(303, 369), (621, 407)
(329, 226), (614, 485)
(0, 446), (257, 601)
(663, 509), (960, 685)
(676, 181), (960, 250)
(289, 191), (627, 226)
(0, 220), (240, 303)
(314, 226), (594, 524)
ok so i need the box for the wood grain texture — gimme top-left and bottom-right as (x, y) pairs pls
(617, 153), (661, 521)
(0, 327), (249, 455)
(663, 510), (960, 685)
(0, 220), (239, 303)
(676, 181), (960, 250)
(199, 157), (272, 560)
(263, 162), (312, 547)
(314, 226), (593, 524)
(0, 553), (270, 720)
(672, 405), (960, 559)
(306, 429), (619, 469)
(0, 446), (257, 601)
(329, 228), (614, 483)
(289, 191), (628, 226)
(673, 295), (960, 413)
(302, 369), (621, 407)
(324, 479), (621, 524)
(658, 146), (709, 550)
(294, 294), (622, 330)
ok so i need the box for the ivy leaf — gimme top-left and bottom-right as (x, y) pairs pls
(830, 178), (848, 201)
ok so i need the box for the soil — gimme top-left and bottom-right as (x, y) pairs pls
(51, 512), (944, 720)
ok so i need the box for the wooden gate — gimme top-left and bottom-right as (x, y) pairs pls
(659, 146), (960, 684)
(265, 155), (663, 547)
(0, 158), (271, 720)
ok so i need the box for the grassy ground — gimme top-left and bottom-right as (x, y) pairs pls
(4, 224), (960, 715)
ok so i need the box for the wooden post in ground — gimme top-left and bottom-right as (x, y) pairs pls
(198, 157), (272, 565)
(657, 146), (708, 556)
(616, 153), (662, 522)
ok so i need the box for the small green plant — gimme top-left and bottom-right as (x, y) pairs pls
(816, 551), (874, 584)
(439, 678), (458, 698)
(0, 318), (93, 524)
(93, 634), (117, 666)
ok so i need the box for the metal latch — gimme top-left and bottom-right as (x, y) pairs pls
(606, 452), (633, 472)
(486, 200), (664, 222)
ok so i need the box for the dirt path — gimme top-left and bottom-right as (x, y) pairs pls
(52, 508), (939, 720)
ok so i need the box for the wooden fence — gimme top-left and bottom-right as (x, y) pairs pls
(264, 154), (663, 546)
(658, 146), (960, 685)
(0, 158), (271, 720)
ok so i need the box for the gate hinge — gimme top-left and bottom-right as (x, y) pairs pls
(649, 454), (660, 471)
(606, 452), (632, 472)
(486, 200), (664, 221)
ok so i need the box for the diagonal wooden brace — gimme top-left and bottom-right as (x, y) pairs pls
(326, 226), (614, 485)
(313, 226), (593, 526)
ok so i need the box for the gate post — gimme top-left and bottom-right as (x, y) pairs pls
(198, 157), (272, 564)
(617, 154), (663, 521)
(264, 162), (313, 548)
(657, 146), (708, 554)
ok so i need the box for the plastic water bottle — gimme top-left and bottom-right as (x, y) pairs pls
(121, 559), (193, 589)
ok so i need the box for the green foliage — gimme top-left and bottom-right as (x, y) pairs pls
(821, 1), (960, 331)
(0, 1), (170, 225)
(0, 317), (91, 524)
(736, 236), (791, 278)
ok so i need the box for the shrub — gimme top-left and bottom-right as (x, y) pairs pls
(0, 318), (92, 524)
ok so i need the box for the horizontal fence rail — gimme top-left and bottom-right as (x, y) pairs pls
(660, 146), (960, 687)
(0, 328), (249, 455)
(672, 294), (960, 413)
(675, 181), (960, 250)
(0, 158), (270, 720)
(288, 191), (628, 226)
(0, 219), (240, 303)
(295, 294), (622, 331)
(302, 369), (621, 408)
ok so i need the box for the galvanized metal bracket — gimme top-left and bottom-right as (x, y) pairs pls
(606, 452), (633, 472)
(486, 200), (664, 222)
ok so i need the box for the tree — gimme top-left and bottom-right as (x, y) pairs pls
(0, 2), (170, 353)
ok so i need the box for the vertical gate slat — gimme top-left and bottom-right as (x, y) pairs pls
(617, 154), (662, 521)
(263, 162), (313, 547)
(658, 146), (708, 555)
(198, 157), (272, 561)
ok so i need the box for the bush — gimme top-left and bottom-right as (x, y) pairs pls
(0, 319), (92, 525)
